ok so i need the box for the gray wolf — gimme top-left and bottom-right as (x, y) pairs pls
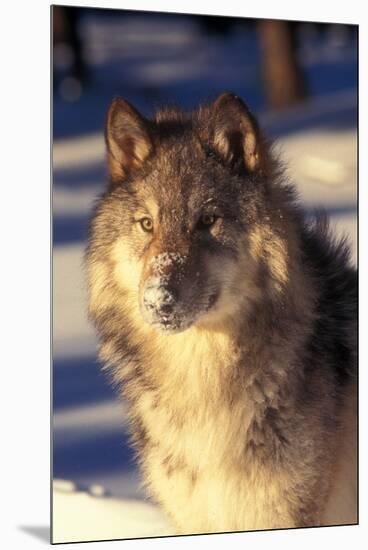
(86, 92), (357, 534)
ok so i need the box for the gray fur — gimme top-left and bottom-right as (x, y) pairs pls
(86, 93), (357, 534)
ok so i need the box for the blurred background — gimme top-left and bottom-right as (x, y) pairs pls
(52, 6), (357, 542)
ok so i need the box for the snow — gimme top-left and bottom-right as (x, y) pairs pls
(53, 12), (357, 542)
(279, 128), (357, 209)
(53, 133), (105, 169)
(53, 243), (97, 359)
(52, 481), (173, 544)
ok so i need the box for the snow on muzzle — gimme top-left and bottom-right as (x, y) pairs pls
(140, 252), (189, 333)
(139, 251), (219, 333)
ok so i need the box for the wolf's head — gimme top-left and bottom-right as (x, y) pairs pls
(88, 93), (298, 335)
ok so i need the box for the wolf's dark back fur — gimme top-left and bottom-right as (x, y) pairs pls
(86, 93), (357, 533)
(300, 219), (357, 387)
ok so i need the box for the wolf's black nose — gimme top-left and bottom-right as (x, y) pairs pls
(143, 284), (177, 315)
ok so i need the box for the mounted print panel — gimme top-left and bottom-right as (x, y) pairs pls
(52, 5), (358, 544)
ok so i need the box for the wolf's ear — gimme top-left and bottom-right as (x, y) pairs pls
(105, 98), (153, 180)
(211, 92), (260, 172)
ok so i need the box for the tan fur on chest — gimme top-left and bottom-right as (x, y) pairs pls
(146, 448), (294, 533)
(128, 329), (295, 533)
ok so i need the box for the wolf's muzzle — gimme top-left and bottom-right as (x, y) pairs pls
(143, 283), (177, 317)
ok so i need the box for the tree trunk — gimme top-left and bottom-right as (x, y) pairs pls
(258, 20), (307, 109)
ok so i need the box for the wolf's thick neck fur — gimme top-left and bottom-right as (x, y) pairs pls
(87, 94), (357, 534)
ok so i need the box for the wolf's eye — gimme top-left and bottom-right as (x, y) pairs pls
(139, 217), (154, 233)
(198, 213), (217, 229)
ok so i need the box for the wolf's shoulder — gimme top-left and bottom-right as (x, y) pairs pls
(300, 213), (356, 298)
(299, 213), (357, 382)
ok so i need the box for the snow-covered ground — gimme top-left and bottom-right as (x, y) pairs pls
(53, 12), (357, 543)
(52, 480), (174, 543)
